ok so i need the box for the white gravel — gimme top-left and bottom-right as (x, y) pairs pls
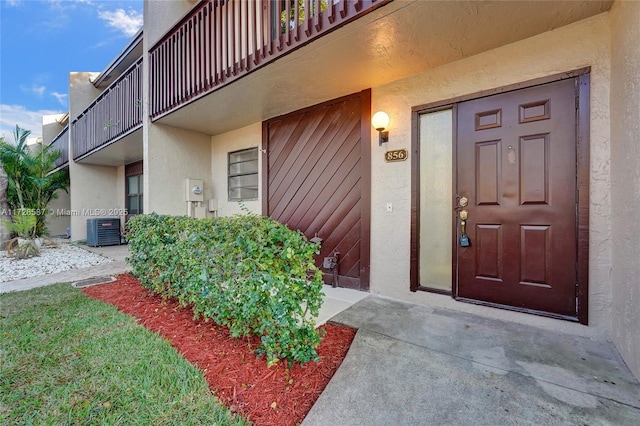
(0, 240), (113, 283)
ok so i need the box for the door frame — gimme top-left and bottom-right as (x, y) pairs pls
(262, 89), (372, 290)
(410, 69), (590, 324)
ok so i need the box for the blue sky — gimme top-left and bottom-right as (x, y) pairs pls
(0, 0), (143, 141)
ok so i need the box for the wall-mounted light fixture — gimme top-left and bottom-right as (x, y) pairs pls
(371, 111), (390, 145)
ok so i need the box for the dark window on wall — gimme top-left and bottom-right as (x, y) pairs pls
(228, 148), (259, 201)
(126, 174), (143, 216)
(125, 161), (143, 219)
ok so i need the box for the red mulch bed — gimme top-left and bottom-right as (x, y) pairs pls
(82, 274), (356, 426)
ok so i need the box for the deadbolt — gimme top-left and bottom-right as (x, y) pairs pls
(459, 196), (468, 207)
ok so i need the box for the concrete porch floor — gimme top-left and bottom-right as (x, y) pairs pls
(304, 296), (640, 426)
(316, 284), (369, 326)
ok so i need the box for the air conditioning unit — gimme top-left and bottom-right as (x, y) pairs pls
(86, 218), (121, 247)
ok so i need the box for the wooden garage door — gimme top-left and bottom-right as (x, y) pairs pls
(263, 91), (371, 290)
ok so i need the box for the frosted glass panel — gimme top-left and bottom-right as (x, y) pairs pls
(419, 109), (453, 291)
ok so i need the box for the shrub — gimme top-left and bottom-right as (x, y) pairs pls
(126, 213), (325, 366)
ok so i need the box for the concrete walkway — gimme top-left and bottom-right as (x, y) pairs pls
(0, 244), (130, 293)
(303, 296), (640, 426)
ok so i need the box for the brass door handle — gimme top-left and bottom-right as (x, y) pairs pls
(459, 209), (470, 247)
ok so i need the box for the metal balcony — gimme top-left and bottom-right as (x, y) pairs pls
(49, 126), (69, 171)
(149, 0), (390, 120)
(71, 58), (143, 161)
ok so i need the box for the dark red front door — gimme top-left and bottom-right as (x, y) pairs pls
(456, 79), (578, 317)
(264, 91), (371, 290)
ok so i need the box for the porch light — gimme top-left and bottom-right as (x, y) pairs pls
(372, 111), (390, 145)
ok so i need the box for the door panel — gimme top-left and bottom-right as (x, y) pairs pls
(476, 141), (501, 205)
(264, 93), (370, 290)
(475, 224), (502, 281)
(456, 78), (577, 317)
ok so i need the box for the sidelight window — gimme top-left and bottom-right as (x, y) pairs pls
(419, 109), (453, 292)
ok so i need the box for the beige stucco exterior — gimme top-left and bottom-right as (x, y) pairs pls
(144, 123), (213, 216)
(210, 123), (262, 217)
(55, 0), (638, 378)
(45, 191), (70, 237)
(369, 14), (612, 338)
(143, 122), (261, 219)
(42, 114), (66, 145)
(68, 163), (121, 241)
(140, 11), (620, 340)
(68, 73), (101, 118)
(609, 0), (640, 379)
(142, 0), (214, 218)
(68, 72), (125, 241)
(41, 114), (70, 237)
(144, 0), (193, 47)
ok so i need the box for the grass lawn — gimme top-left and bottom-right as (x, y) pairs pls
(0, 283), (249, 425)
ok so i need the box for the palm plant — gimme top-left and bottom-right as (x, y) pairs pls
(1, 212), (37, 238)
(0, 126), (32, 211)
(0, 125), (70, 238)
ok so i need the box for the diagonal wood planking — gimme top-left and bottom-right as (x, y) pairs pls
(266, 96), (364, 288)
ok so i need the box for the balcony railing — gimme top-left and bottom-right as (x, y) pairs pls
(149, 0), (390, 119)
(50, 126), (69, 170)
(72, 58), (143, 161)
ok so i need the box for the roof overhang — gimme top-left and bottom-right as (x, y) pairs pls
(91, 29), (143, 88)
(155, 0), (614, 136)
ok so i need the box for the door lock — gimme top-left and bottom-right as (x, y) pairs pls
(459, 196), (469, 207)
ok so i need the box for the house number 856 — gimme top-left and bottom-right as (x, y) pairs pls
(385, 149), (408, 163)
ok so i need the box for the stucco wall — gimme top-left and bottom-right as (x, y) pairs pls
(210, 123), (262, 217)
(143, 1), (212, 218)
(117, 165), (125, 213)
(369, 13), (612, 338)
(609, 0), (640, 379)
(42, 114), (70, 236)
(68, 72), (121, 241)
(69, 72), (100, 118)
(46, 190), (70, 237)
(137, 2), (623, 342)
(144, 0), (193, 47)
(68, 163), (120, 241)
(144, 123), (213, 216)
(42, 114), (66, 145)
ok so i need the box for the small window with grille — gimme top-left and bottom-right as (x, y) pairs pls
(228, 148), (258, 201)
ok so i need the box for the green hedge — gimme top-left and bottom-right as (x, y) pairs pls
(126, 213), (325, 366)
